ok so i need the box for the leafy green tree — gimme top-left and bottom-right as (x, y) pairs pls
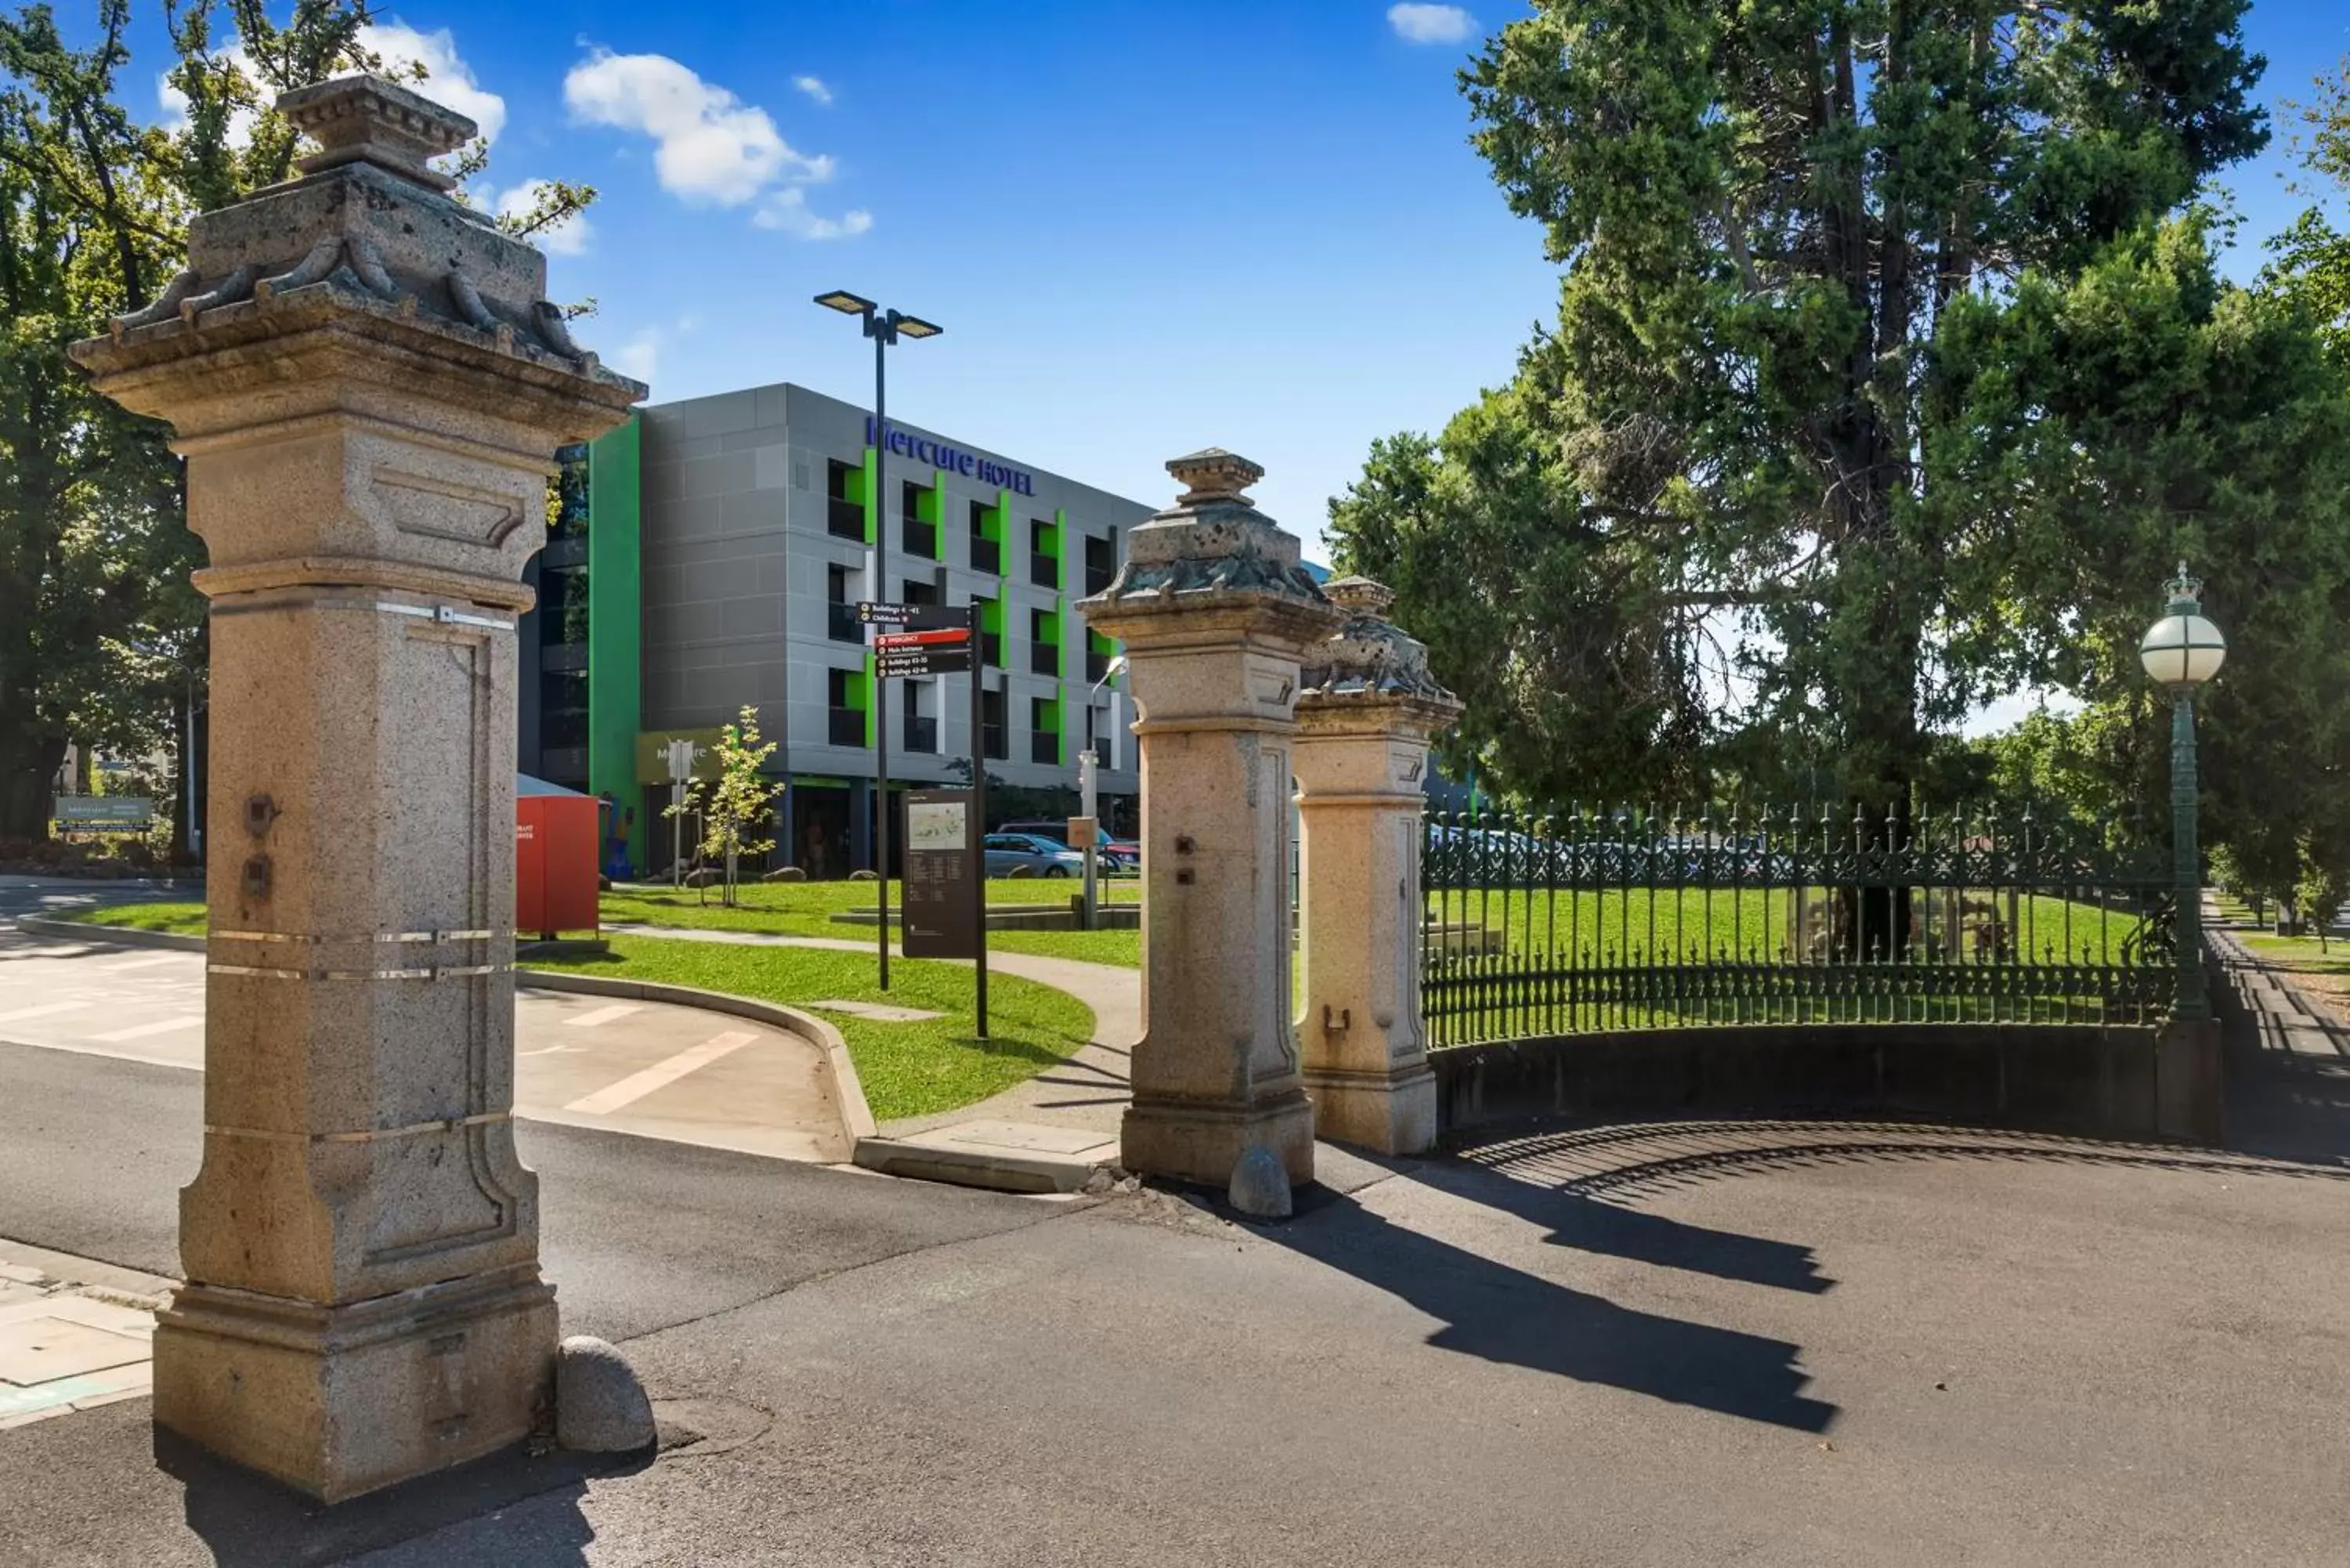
(2263, 55), (2350, 365)
(0, 1), (593, 844)
(668, 706), (779, 908)
(1336, 0), (2272, 812)
(2291, 833), (2348, 951)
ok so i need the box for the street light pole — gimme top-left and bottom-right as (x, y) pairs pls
(1081, 656), (1126, 930)
(2170, 685), (2204, 1018)
(815, 291), (942, 992)
(2139, 562), (2228, 1022)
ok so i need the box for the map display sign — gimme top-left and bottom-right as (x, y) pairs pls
(902, 789), (980, 959)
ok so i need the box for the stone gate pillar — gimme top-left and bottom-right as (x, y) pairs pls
(69, 77), (642, 1500)
(1078, 451), (1344, 1189)
(1292, 578), (1462, 1155)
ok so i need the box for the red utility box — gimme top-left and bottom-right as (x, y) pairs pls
(518, 775), (602, 939)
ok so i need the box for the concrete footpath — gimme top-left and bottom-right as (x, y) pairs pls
(602, 923), (1141, 1191)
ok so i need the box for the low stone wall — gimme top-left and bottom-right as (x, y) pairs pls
(1430, 1019), (2224, 1145)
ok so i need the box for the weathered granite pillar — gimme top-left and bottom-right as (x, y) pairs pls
(1078, 452), (1344, 1187)
(68, 77), (642, 1501)
(1292, 578), (1462, 1155)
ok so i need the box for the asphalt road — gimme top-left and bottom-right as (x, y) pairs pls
(5, 878), (2350, 1566)
(0, 1036), (1048, 1346)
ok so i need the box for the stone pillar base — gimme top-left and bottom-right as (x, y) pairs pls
(153, 1265), (558, 1503)
(1303, 1063), (1437, 1157)
(1122, 1090), (1316, 1190)
(2154, 1017), (2224, 1145)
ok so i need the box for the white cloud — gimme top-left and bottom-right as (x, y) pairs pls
(158, 23), (503, 150)
(793, 74), (833, 107)
(565, 49), (831, 205)
(496, 180), (593, 255)
(1387, 2), (1476, 45)
(752, 187), (872, 241)
(614, 329), (660, 385)
(361, 22), (505, 143)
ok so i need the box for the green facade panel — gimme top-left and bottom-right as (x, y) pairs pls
(586, 414), (643, 867)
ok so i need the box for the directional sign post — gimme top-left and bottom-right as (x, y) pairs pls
(859, 602), (990, 1034)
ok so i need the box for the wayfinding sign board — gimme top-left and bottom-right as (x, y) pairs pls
(858, 602), (970, 631)
(902, 789), (980, 959)
(874, 627), (973, 678)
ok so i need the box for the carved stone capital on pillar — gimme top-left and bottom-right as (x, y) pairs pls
(1079, 450), (1345, 1187)
(68, 74), (642, 1502)
(1292, 576), (1462, 1155)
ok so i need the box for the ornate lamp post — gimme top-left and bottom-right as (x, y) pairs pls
(2138, 563), (2228, 1019)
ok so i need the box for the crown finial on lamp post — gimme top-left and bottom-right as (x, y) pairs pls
(2140, 562), (2226, 689)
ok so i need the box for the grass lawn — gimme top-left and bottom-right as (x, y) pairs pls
(604, 880), (1141, 968)
(523, 934), (1093, 1122)
(60, 901), (206, 935)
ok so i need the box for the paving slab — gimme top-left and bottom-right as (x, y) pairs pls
(0, 1242), (164, 1435)
(804, 999), (946, 1023)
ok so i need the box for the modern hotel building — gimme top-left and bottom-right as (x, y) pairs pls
(520, 381), (1153, 877)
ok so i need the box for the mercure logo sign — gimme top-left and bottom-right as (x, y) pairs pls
(865, 417), (1036, 497)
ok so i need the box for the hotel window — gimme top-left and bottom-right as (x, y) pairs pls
(902, 682), (937, 754)
(826, 459), (865, 541)
(826, 668), (865, 748)
(902, 479), (935, 558)
(969, 500), (1001, 575)
(981, 685), (1008, 761)
(1029, 696), (1058, 765)
(1029, 518), (1057, 590)
(826, 563), (860, 644)
(974, 597), (1001, 667)
(1028, 607), (1059, 677)
(1085, 530), (1116, 597)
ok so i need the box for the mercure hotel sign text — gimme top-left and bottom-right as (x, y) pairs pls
(866, 417), (1037, 497)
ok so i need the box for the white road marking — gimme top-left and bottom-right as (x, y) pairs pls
(517, 1042), (584, 1057)
(562, 1031), (759, 1115)
(92, 1016), (204, 1042)
(103, 955), (190, 972)
(0, 1001), (90, 1027)
(562, 1003), (645, 1030)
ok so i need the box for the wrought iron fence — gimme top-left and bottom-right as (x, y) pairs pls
(1420, 804), (2179, 1048)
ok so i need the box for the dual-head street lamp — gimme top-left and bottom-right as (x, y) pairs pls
(2139, 563), (2227, 1020)
(815, 289), (942, 989)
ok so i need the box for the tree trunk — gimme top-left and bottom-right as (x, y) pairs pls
(0, 732), (67, 842)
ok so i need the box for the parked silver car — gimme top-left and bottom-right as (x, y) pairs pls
(982, 833), (1086, 879)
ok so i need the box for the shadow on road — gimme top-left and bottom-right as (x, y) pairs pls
(1260, 1183), (1837, 1433)
(155, 1427), (645, 1566)
(1412, 1162), (1835, 1293)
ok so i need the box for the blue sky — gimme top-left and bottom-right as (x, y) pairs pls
(118, 0), (2350, 565)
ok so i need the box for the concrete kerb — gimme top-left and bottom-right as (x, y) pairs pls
(20, 918), (884, 1151)
(16, 916), (204, 953)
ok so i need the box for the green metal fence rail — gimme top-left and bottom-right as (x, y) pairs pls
(1420, 804), (2178, 1049)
